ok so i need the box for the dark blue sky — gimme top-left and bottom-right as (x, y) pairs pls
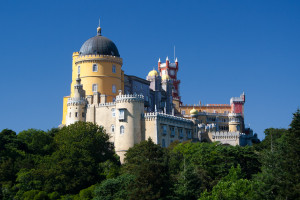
(1, 0), (299, 139)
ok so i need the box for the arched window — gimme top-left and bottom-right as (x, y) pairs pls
(162, 139), (166, 148)
(112, 64), (116, 73)
(112, 85), (116, 93)
(92, 64), (98, 72)
(92, 84), (98, 92)
(75, 112), (78, 117)
(120, 125), (124, 134)
(78, 66), (80, 74)
(111, 125), (115, 133)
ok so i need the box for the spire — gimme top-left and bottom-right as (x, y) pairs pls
(166, 56), (169, 61)
(175, 57), (178, 62)
(97, 18), (101, 36)
(158, 58), (161, 62)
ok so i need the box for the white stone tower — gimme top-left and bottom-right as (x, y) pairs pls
(114, 91), (145, 162)
(66, 76), (87, 126)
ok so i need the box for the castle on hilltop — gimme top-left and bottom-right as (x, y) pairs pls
(61, 25), (258, 161)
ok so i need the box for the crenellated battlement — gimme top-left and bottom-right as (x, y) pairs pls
(116, 94), (144, 103)
(67, 97), (87, 106)
(74, 54), (123, 65)
(144, 112), (193, 124)
(98, 102), (116, 107)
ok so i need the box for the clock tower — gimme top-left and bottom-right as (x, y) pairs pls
(158, 57), (181, 102)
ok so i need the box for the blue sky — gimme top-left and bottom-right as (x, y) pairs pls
(0, 0), (299, 140)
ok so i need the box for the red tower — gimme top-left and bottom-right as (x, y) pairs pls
(158, 57), (181, 102)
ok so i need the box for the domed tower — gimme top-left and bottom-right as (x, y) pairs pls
(66, 76), (87, 126)
(114, 91), (145, 162)
(62, 24), (124, 125)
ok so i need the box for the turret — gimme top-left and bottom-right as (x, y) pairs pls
(228, 113), (242, 132)
(114, 91), (145, 162)
(66, 76), (87, 126)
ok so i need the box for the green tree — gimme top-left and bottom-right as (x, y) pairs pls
(123, 138), (170, 200)
(255, 109), (300, 199)
(42, 122), (117, 195)
(199, 165), (260, 200)
(94, 174), (135, 200)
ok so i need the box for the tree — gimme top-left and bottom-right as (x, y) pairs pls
(41, 121), (117, 195)
(123, 138), (170, 200)
(94, 174), (135, 200)
(255, 109), (300, 199)
(199, 165), (260, 200)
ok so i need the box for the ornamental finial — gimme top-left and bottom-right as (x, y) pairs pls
(97, 18), (101, 36)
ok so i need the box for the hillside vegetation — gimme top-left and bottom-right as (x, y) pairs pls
(1, 110), (299, 200)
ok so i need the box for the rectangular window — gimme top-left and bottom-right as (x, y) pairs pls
(93, 64), (98, 72)
(92, 84), (98, 92)
(119, 109), (125, 121)
(179, 128), (183, 138)
(112, 108), (116, 117)
(112, 64), (116, 73)
(75, 112), (78, 118)
(170, 127), (175, 137)
(181, 110), (186, 115)
(187, 130), (192, 139)
(162, 125), (167, 135)
(112, 84), (116, 93)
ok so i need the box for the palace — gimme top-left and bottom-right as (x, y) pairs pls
(61, 25), (258, 162)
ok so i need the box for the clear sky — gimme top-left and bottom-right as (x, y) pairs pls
(0, 0), (299, 140)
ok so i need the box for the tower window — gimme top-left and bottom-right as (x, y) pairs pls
(92, 84), (98, 92)
(82, 112), (85, 117)
(78, 66), (80, 74)
(112, 108), (116, 117)
(93, 64), (98, 72)
(69, 112), (71, 117)
(112, 85), (116, 93)
(111, 125), (115, 133)
(119, 109), (125, 121)
(112, 64), (116, 73)
(120, 125), (124, 134)
(75, 112), (78, 117)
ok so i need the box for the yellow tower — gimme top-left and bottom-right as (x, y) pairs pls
(62, 24), (124, 125)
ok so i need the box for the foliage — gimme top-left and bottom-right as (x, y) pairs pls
(123, 138), (170, 200)
(199, 165), (260, 200)
(94, 174), (135, 200)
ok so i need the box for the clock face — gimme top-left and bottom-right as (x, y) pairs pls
(169, 70), (175, 76)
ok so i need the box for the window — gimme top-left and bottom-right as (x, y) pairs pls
(120, 125), (124, 134)
(112, 108), (116, 117)
(111, 125), (115, 133)
(162, 139), (166, 148)
(119, 109), (125, 120)
(162, 125), (167, 135)
(75, 112), (78, 118)
(187, 130), (192, 139)
(69, 112), (71, 117)
(112, 64), (116, 73)
(170, 127), (175, 137)
(92, 84), (98, 92)
(92, 64), (98, 72)
(82, 112), (85, 117)
(179, 128), (183, 138)
(78, 66), (80, 74)
(112, 85), (116, 93)
(181, 110), (186, 115)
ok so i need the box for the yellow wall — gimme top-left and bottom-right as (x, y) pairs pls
(70, 54), (123, 102)
(61, 96), (70, 124)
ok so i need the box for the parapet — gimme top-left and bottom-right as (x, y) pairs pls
(67, 97), (86, 106)
(144, 112), (193, 124)
(74, 54), (123, 65)
(116, 94), (144, 103)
